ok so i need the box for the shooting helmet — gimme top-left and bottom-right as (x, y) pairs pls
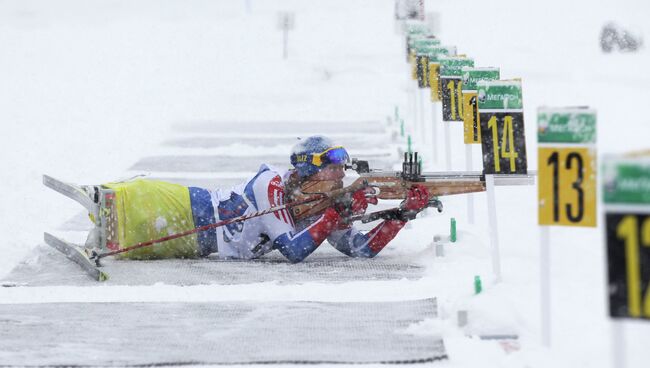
(290, 136), (349, 178)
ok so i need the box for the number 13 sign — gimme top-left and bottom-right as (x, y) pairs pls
(537, 107), (597, 227)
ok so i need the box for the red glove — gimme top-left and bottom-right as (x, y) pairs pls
(349, 188), (379, 216)
(402, 185), (429, 211)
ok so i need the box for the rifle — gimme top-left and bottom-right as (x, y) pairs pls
(291, 152), (535, 223)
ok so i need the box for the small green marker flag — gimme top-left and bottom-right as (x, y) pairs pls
(474, 275), (482, 294)
(450, 218), (457, 242)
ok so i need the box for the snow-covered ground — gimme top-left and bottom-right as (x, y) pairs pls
(1, 0), (649, 367)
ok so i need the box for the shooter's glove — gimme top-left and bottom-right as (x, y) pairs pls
(399, 185), (430, 221)
(333, 188), (378, 229)
(350, 188), (378, 216)
(335, 188), (377, 217)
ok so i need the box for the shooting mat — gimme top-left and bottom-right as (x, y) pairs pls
(0, 298), (446, 365)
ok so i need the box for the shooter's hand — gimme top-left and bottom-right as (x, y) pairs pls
(402, 185), (429, 212)
(349, 188), (379, 216)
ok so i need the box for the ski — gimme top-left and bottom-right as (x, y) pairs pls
(44, 232), (108, 281)
(42, 175), (99, 219)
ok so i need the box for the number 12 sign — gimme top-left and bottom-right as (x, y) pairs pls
(538, 107), (597, 227)
(604, 157), (650, 319)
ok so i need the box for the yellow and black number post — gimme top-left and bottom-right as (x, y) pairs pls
(461, 68), (500, 144)
(538, 147), (596, 226)
(537, 108), (597, 227)
(462, 92), (479, 143)
(606, 212), (650, 319)
(416, 54), (429, 88)
(603, 156), (650, 320)
(441, 77), (463, 121)
(440, 56), (473, 122)
(477, 80), (527, 175)
(479, 111), (527, 174)
(429, 62), (441, 101)
(410, 50), (418, 81)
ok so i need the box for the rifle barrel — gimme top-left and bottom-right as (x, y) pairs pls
(357, 170), (536, 185)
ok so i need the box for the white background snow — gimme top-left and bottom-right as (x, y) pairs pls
(1, 0), (649, 367)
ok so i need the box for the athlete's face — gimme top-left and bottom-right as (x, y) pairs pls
(309, 164), (345, 181)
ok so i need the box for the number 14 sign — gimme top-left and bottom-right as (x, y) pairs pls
(537, 107), (597, 227)
(477, 80), (528, 175)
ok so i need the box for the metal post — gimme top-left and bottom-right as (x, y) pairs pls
(540, 226), (551, 347)
(413, 82), (419, 135)
(283, 28), (288, 59)
(466, 144), (474, 224)
(419, 89), (426, 145)
(485, 174), (501, 282)
(444, 120), (452, 171)
(611, 321), (626, 368)
(431, 102), (438, 163)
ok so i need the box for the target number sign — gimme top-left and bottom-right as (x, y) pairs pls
(604, 157), (650, 319)
(461, 68), (500, 144)
(537, 107), (597, 227)
(477, 80), (527, 175)
(440, 56), (473, 122)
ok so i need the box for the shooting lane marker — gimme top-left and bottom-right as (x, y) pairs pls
(414, 38), (440, 148)
(427, 46), (456, 169)
(478, 79), (528, 283)
(465, 144), (475, 224)
(462, 67), (501, 224)
(485, 174), (502, 282)
(439, 54), (469, 171)
(537, 107), (597, 348)
(431, 102), (439, 164)
(603, 153), (650, 368)
(419, 88), (426, 144)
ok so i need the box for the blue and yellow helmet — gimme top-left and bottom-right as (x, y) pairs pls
(290, 136), (350, 178)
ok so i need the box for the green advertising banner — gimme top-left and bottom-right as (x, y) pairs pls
(439, 57), (474, 77)
(477, 80), (523, 110)
(461, 67), (500, 92)
(407, 34), (435, 62)
(412, 38), (441, 51)
(427, 46), (456, 63)
(537, 107), (597, 144)
(603, 157), (650, 205)
(405, 22), (430, 36)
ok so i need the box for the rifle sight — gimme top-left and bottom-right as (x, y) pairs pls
(402, 152), (423, 182)
(346, 158), (370, 174)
